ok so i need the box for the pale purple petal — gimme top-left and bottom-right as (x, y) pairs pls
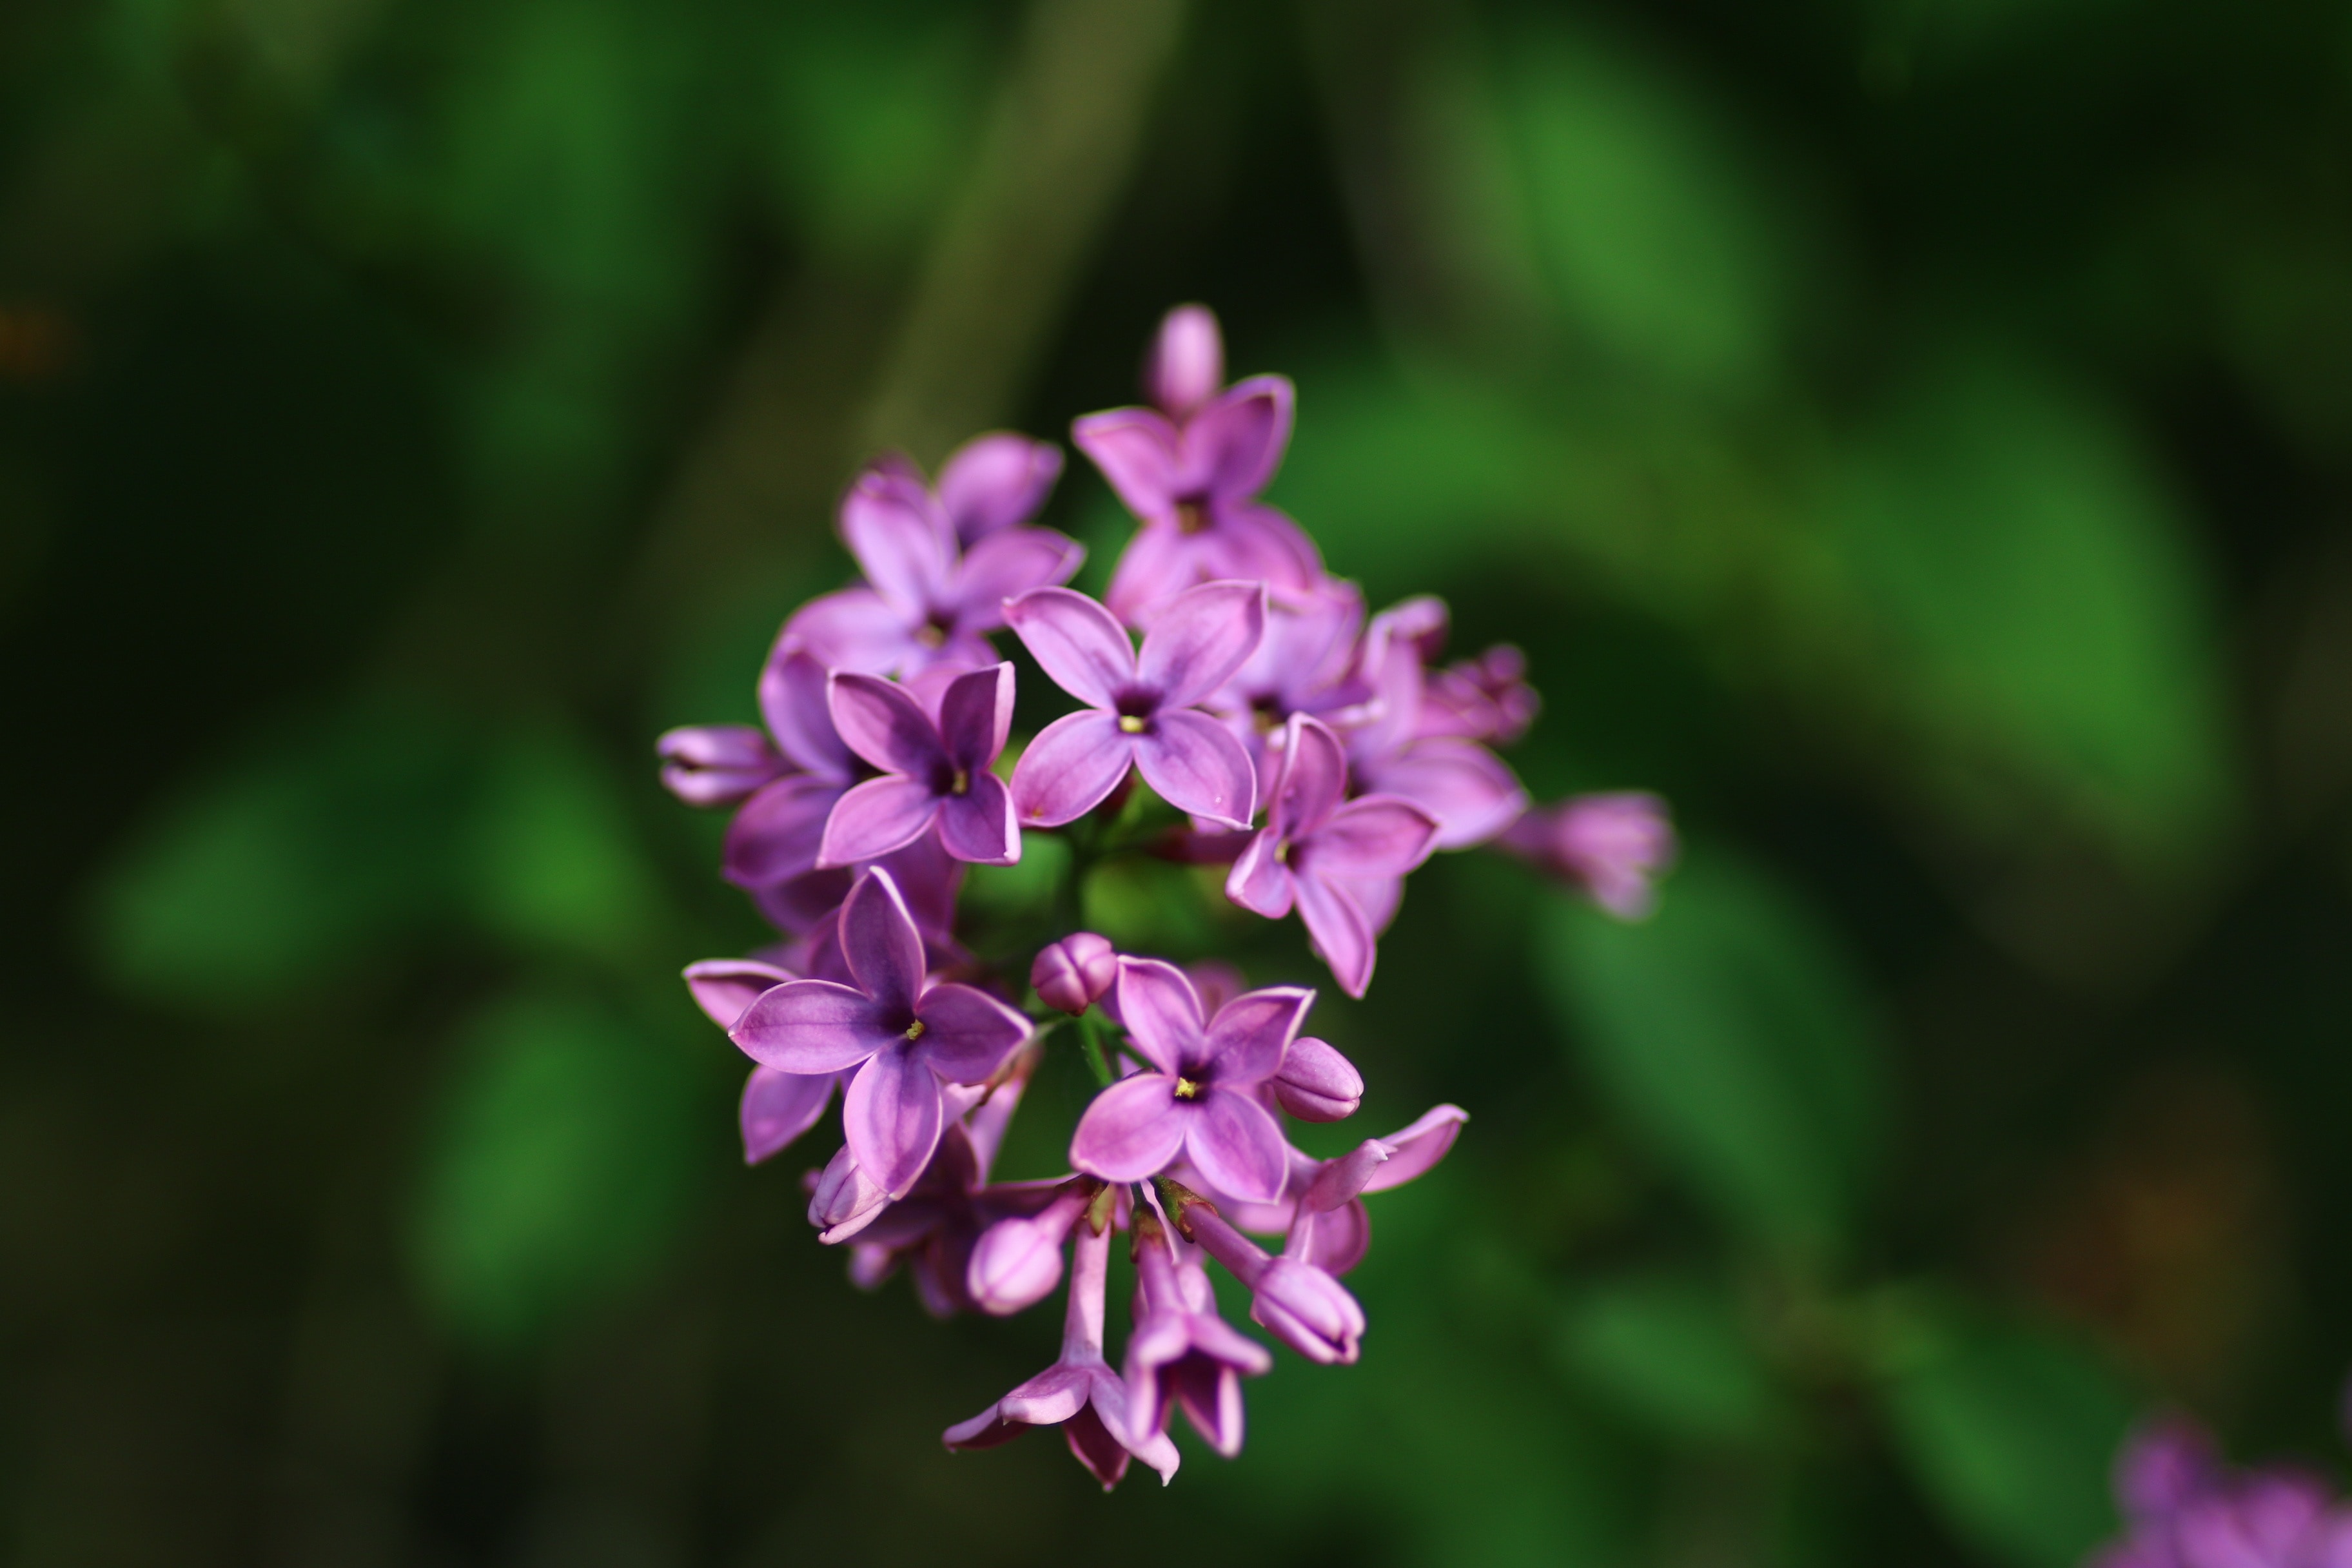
(954, 529), (1084, 629)
(1110, 958), (1204, 1075)
(843, 1044), (945, 1198)
(683, 957), (795, 1028)
(1184, 1088), (1289, 1203)
(1361, 739), (1527, 849)
(1224, 830), (1295, 919)
(1307, 796), (1441, 881)
(1072, 407), (1182, 520)
(730, 979), (896, 1073)
(828, 672), (948, 778)
(809, 1144), (890, 1241)
(1271, 1036), (1362, 1122)
(739, 1066), (833, 1164)
(756, 647), (854, 777)
(1134, 710), (1257, 829)
(778, 587), (914, 680)
(722, 773), (844, 887)
(875, 836), (965, 943)
(1308, 1199), (1371, 1275)
(1295, 872), (1378, 999)
(750, 867), (851, 936)
(1212, 502), (1324, 594)
(656, 724), (783, 807)
(935, 770), (1017, 865)
(992, 1364), (1093, 1427)
(839, 868), (926, 1013)
(1070, 1074), (1187, 1182)
(1269, 715), (1349, 838)
(1359, 1104), (1469, 1192)
(1010, 710), (1134, 827)
(1335, 874), (1404, 936)
(910, 982), (1031, 1083)
(816, 776), (940, 868)
(1187, 376), (1293, 500)
(1201, 986), (1313, 1085)
(936, 431), (1062, 542)
(1136, 580), (1267, 707)
(1146, 304), (1223, 418)
(937, 662), (1014, 770)
(840, 464), (954, 618)
(1103, 523), (1194, 626)
(1001, 587), (1134, 707)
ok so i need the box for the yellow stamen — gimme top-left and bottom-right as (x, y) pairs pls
(904, 1019), (926, 1042)
(1118, 714), (1148, 734)
(1172, 1077), (1202, 1100)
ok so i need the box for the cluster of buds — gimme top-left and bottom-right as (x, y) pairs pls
(660, 305), (1675, 1485)
(2093, 1410), (2352, 1568)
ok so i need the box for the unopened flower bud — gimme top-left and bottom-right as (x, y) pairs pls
(808, 1144), (889, 1243)
(1503, 792), (1676, 919)
(1249, 1257), (1366, 1365)
(966, 1183), (1095, 1315)
(656, 723), (785, 807)
(1272, 1036), (1362, 1122)
(1145, 304), (1223, 418)
(1032, 932), (1117, 1014)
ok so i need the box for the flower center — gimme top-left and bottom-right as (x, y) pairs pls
(1275, 837), (1294, 865)
(904, 1019), (926, 1042)
(950, 768), (970, 796)
(1175, 497), (1210, 535)
(1118, 715), (1148, 734)
(1172, 1077), (1202, 1100)
(916, 616), (950, 649)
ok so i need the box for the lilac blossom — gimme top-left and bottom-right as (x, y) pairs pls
(1502, 792), (1678, 919)
(1417, 644), (1540, 745)
(784, 447), (1081, 678)
(1228, 714), (1440, 998)
(683, 957), (837, 1165)
(2091, 1413), (2352, 1568)
(1345, 601), (1529, 850)
(1124, 1209), (1271, 1456)
(818, 663), (1018, 867)
(945, 1210), (1180, 1489)
(1168, 1187), (1366, 1365)
(1185, 1103), (1468, 1278)
(1004, 581), (1264, 829)
(1032, 932), (1117, 1015)
(1208, 576), (1377, 789)
(1075, 306), (1320, 625)
(1068, 958), (1309, 1203)
(730, 868), (1030, 1197)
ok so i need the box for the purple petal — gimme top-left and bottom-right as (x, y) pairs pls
(839, 868), (926, 1013)
(1061, 1403), (1138, 1489)
(1360, 739), (1526, 849)
(1134, 710), (1257, 829)
(954, 530), (1084, 631)
(1009, 710), (1134, 827)
(1223, 830), (1295, 918)
(778, 587), (914, 680)
(1207, 502), (1324, 596)
(730, 979), (896, 1073)
(1184, 1312), (1275, 1377)
(874, 836), (965, 943)
(1146, 304), (1223, 418)
(1186, 375), (1293, 501)
(992, 1364), (1092, 1427)
(910, 982), (1032, 1083)
(1002, 587), (1134, 707)
(1268, 715), (1349, 838)
(1071, 406), (1182, 520)
(1069, 1073), (1187, 1182)
(756, 648), (850, 778)
(935, 770), (1018, 865)
(1136, 579), (1267, 708)
(1201, 985), (1313, 1086)
(1110, 957), (1205, 1075)
(843, 1044), (945, 1199)
(937, 662), (1014, 770)
(1271, 1035), (1362, 1122)
(1084, 1367), (1180, 1484)
(739, 1066), (834, 1164)
(840, 461), (954, 619)
(1306, 796), (1440, 880)
(809, 1143), (890, 1241)
(1360, 1104), (1469, 1192)
(722, 774), (845, 887)
(816, 776), (940, 868)
(1185, 1088), (1289, 1203)
(750, 867), (852, 937)
(827, 671), (947, 778)
(1103, 522), (1194, 626)
(1309, 1198), (1371, 1275)
(683, 957), (795, 1028)
(1295, 872), (1378, 999)
(2115, 1416), (2221, 1520)
(936, 431), (1063, 542)
(656, 724), (783, 807)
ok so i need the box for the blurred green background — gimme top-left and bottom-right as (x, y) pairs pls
(8, 0), (2352, 1562)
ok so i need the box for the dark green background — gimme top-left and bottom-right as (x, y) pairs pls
(7, 0), (2352, 1563)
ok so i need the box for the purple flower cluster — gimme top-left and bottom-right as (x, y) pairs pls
(659, 306), (1676, 1485)
(2093, 1413), (2352, 1568)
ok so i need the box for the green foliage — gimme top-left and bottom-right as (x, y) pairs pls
(466, 728), (665, 960)
(1540, 850), (1888, 1261)
(1554, 1269), (1784, 1446)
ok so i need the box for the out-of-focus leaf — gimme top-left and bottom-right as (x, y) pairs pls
(1823, 345), (2231, 861)
(407, 987), (701, 1351)
(1540, 849), (1887, 1260)
(1554, 1269), (1783, 1444)
(1870, 1301), (2132, 1568)
(1081, 857), (1230, 954)
(465, 730), (665, 959)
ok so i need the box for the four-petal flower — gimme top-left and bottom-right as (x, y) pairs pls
(819, 662), (1019, 867)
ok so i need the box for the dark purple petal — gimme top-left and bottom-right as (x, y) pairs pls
(656, 724), (784, 807)
(1069, 1073), (1187, 1182)
(1271, 1035), (1362, 1122)
(1136, 579), (1267, 708)
(1062, 1402), (1142, 1489)
(1184, 1088), (1289, 1203)
(936, 431), (1063, 543)
(683, 957), (796, 1028)
(954, 530), (1084, 630)
(739, 1066), (834, 1164)
(757, 647), (854, 778)
(1294, 872), (1378, 999)
(1360, 738), (1527, 849)
(839, 868), (926, 1014)
(722, 774), (845, 887)
(816, 776), (940, 868)
(1133, 710), (1257, 829)
(937, 662), (1014, 771)
(1001, 587), (1134, 707)
(1110, 957), (1204, 1075)
(843, 1044), (945, 1199)
(934, 770), (1017, 865)
(1201, 985), (1313, 1086)
(778, 587), (914, 680)
(1071, 406), (1182, 520)
(1187, 376), (1293, 501)
(1308, 796), (1441, 880)
(750, 867), (852, 937)
(840, 462), (954, 618)
(1268, 715), (1349, 838)
(1009, 710), (1134, 827)
(1360, 1104), (1469, 1192)
(910, 982), (1031, 1083)
(729, 979), (896, 1073)
(828, 671), (948, 778)
(1146, 304), (1223, 418)
(1223, 829), (1295, 919)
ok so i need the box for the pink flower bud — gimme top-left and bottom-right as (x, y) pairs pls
(1145, 304), (1223, 418)
(808, 1144), (889, 1244)
(1503, 792), (1676, 919)
(656, 723), (785, 807)
(966, 1184), (1094, 1315)
(1032, 932), (1117, 1014)
(1248, 1257), (1365, 1364)
(1271, 1036), (1362, 1122)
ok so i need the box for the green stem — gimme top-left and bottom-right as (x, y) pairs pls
(1074, 1011), (1116, 1088)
